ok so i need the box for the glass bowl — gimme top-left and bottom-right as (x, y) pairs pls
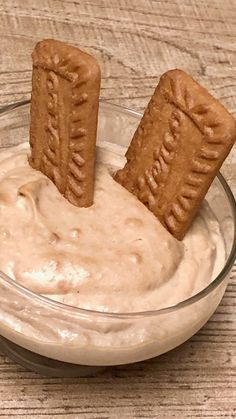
(0, 101), (235, 377)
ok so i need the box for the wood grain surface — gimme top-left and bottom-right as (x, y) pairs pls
(0, 0), (235, 418)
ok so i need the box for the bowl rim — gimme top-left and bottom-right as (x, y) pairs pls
(0, 99), (235, 319)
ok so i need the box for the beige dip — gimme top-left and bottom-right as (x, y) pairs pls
(0, 142), (226, 365)
(0, 142), (226, 311)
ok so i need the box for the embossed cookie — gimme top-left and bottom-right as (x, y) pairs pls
(115, 69), (236, 240)
(29, 39), (101, 207)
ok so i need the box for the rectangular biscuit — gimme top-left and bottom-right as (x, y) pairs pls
(115, 69), (236, 240)
(29, 39), (101, 207)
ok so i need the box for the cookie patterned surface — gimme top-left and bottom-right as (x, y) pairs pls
(29, 39), (101, 207)
(115, 70), (236, 239)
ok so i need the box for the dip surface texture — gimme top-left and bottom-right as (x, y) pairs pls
(0, 143), (225, 313)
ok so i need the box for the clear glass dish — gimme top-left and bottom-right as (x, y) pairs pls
(0, 100), (235, 377)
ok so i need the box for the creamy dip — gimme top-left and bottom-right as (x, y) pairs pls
(0, 142), (225, 313)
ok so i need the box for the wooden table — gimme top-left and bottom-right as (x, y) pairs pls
(0, 1), (235, 418)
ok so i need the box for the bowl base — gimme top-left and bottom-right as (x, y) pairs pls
(0, 336), (107, 377)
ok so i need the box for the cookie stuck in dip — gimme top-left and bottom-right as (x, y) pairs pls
(115, 69), (236, 239)
(29, 39), (101, 207)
